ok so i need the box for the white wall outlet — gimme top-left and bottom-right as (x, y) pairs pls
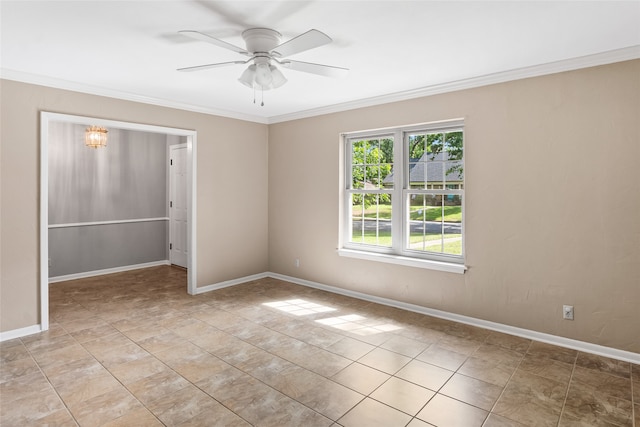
(563, 305), (574, 320)
(295, 258), (300, 268)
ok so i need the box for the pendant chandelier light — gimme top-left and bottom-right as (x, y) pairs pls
(85, 126), (108, 148)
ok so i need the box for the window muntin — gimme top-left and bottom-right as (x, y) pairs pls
(407, 131), (463, 190)
(404, 130), (463, 259)
(350, 137), (394, 189)
(350, 193), (393, 248)
(343, 121), (464, 265)
(406, 193), (462, 256)
(346, 135), (394, 249)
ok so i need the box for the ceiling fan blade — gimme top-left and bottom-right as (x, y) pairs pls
(281, 60), (349, 78)
(179, 30), (249, 55)
(272, 29), (331, 58)
(177, 61), (245, 72)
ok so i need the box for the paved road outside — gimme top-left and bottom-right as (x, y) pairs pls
(352, 219), (461, 234)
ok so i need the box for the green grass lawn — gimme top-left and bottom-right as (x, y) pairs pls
(411, 236), (462, 255)
(352, 204), (461, 222)
(351, 230), (462, 255)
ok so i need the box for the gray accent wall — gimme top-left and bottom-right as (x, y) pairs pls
(48, 122), (169, 277)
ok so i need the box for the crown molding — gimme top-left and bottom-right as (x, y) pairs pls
(267, 45), (640, 124)
(0, 69), (269, 124)
(2, 45), (638, 125)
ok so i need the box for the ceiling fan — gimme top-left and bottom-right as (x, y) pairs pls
(177, 28), (348, 104)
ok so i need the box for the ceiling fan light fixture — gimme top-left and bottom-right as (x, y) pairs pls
(238, 62), (287, 91)
(269, 65), (287, 89)
(238, 64), (257, 88)
(255, 63), (273, 87)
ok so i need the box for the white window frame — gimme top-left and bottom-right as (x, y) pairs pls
(339, 119), (466, 274)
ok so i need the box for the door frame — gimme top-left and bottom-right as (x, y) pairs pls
(40, 112), (198, 331)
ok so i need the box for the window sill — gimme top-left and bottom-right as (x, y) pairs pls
(337, 248), (467, 274)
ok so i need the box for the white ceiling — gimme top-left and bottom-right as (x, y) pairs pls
(1, 1), (639, 123)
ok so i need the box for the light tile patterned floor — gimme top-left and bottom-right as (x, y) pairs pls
(1, 266), (638, 426)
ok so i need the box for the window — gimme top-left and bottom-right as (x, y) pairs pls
(341, 120), (465, 272)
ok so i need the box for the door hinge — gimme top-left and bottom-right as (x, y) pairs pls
(170, 159), (173, 165)
(170, 243), (173, 250)
(170, 201), (173, 208)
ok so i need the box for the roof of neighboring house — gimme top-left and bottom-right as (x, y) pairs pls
(382, 152), (463, 184)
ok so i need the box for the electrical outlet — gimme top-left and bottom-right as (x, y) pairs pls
(563, 305), (574, 320)
(295, 258), (300, 268)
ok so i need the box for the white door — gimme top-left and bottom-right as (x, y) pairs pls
(169, 143), (188, 268)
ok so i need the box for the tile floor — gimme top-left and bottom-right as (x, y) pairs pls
(1, 266), (638, 426)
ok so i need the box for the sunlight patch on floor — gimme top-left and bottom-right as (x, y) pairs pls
(262, 299), (337, 316)
(316, 314), (403, 335)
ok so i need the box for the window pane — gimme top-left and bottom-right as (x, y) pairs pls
(408, 160), (425, 189)
(407, 134), (427, 160)
(380, 163), (394, 188)
(350, 137), (394, 190)
(351, 165), (365, 189)
(427, 133), (444, 158)
(350, 193), (392, 247)
(407, 132), (464, 189)
(444, 131), (463, 161)
(380, 138), (394, 162)
(407, 193), (462, 255)
(351, 140), (365, 164)
(378, 138), (394, 188)
(445, 160), (463, 186)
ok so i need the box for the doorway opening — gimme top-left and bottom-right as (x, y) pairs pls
(40, 112), (198, 331)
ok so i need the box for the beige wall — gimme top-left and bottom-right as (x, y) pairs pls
(268, 60), (640, 353)
(2, 61), (638, 353)
(0, 80), (269, 332)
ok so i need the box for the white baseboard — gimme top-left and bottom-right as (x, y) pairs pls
(195, 272), (270, 294)
(8, 267), (634, 363)
(265, 272), (640, 364)
(48, 260), (171, 283)
(0, 324), (42, 342)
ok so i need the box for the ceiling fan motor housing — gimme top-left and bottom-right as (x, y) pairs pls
(241, 28), (282, 56)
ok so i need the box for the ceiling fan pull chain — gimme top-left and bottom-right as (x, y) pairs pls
(253, 85), (256, 104)
(261, 88), (265, 107)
